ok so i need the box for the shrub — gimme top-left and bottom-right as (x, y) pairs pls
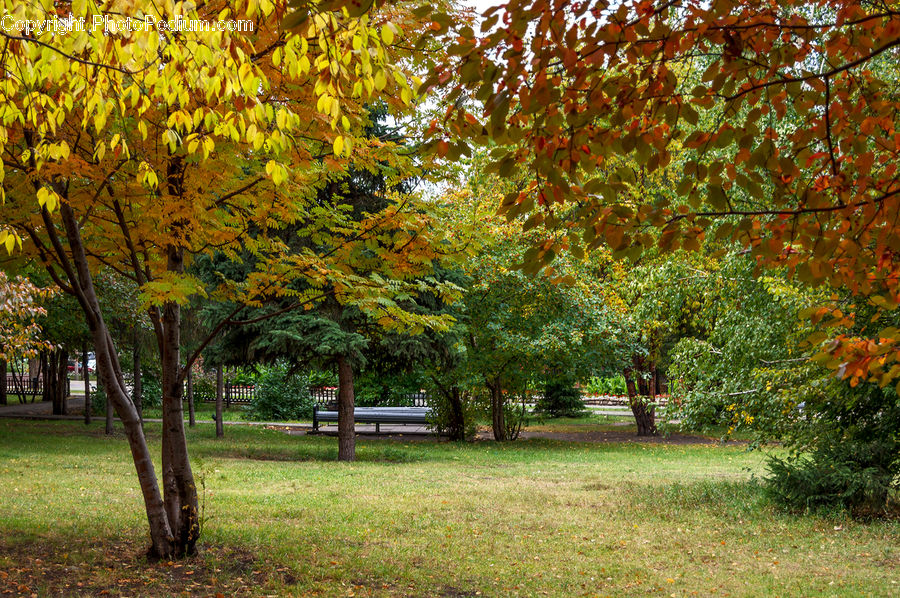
(766, 440), (899, 517)
(308, 368), (338, 388)
(192, 376), (215, 403)
(584, 375), (627, 396)
(245, 364), (314, 421)
(354, 370), (428, 407)
(140, 373), (163, 409)
(427, 388), (477, 441)
(91, 382), (106, 415)
(535, 378), (586, 418)
(765, 382), (900, 516)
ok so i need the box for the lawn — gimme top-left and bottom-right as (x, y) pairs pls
(139, 400), (257, 422)
(0, 419), (897, 596)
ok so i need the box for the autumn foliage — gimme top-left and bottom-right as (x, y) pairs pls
(427, 0), (900, 389)
(0, 0), (446, 558)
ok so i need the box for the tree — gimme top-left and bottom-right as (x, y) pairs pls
(1, 0), (429, 558)
(0, 272), (55, 405)
(436, 176), (622, 440)
(197, 100), (459, 460)
(667, 252), (821, 442)
(428, 0), (900, 389)
(664, 251), (900, 513)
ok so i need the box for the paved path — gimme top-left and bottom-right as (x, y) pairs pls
(0, 396), (86, 417)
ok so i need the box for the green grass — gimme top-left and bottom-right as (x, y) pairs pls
(138, 400), (259, 422)
(0, 420), (897, 596)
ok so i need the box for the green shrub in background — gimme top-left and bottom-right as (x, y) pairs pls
(765, 382), (900, 516)
(426, 389), (477, 441)
(229, 368), (258, 386)
(534, 378), (586, 418)
(91, 382), (106, 415)
(308, 368), (338, 388)
(245, 363), (314, 421)
(192, 376), (215, 403)
(92, 368), (162, 415)
(766, 440), (899, 517)
(583, 375), (627, 396)
(141, 373), (163, 409)
(355, 370), (428, 407)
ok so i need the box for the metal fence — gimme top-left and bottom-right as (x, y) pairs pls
(205, 384), (430, 407)
(2, 374), (70, 398)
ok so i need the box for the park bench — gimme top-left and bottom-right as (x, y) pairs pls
(312, 405), (432, 433)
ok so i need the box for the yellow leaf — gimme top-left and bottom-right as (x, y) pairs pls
(333, 135), (344, 156)
(381, 25), (395, 45)
(374, 69), (386, 91)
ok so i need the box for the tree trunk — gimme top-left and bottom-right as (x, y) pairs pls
(158, 245), (200, 557)
(82, 344), (91, 425)
(187, 368), (195, 427)
(56, 348), (68, 415)
(215, 365), (224, 438)
(336, 355), (356, 461)
(0, 357), (6, 406)
(487, 378), (506, 441)
(447, 387), (466, 441)
(55, 201), (176, 558)
(133, 328), (142, 423)
(623, 361), (658, 437)
(49, 350), (63, 413)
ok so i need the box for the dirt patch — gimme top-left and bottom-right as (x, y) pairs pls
(0, 538), (293, 596)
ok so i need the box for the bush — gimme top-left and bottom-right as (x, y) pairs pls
(92, 369), (161, 414)
(308, 368), (338, 388)
(245, 364), (314, 421)
(427, 388), (477, 441)
(766, 440), (899, 517)
(192, 376), (215, 403)
(354, 370), (428, 407)
(535, 378), (586, 418)
(583, 375), (627, 396)
(91, 382), (106, 415)
(140, 373), (163, 409)
(765, 382), (900, 516)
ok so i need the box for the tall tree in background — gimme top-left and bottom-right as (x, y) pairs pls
(435, 171), (622, 440)
(201, 103), (460, 460)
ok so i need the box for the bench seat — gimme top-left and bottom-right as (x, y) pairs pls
(312, 406), (432, 432)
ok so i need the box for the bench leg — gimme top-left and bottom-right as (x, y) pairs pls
(376, 422), (380, 433)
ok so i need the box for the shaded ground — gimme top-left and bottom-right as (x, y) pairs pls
(0, 538), (292, 597)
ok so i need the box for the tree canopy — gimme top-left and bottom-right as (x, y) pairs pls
(427, 0), (900, 390)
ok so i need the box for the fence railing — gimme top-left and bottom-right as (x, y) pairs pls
(204, 384), (431, 407)
(582, 394), (669, 407)
(2, 374), (70, 398)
